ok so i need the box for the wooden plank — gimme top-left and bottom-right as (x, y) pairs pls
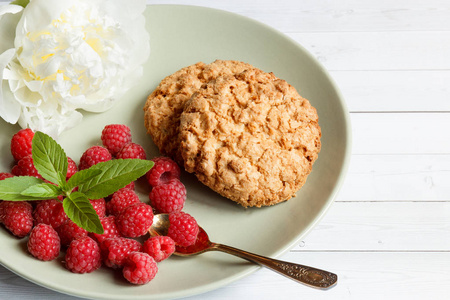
(331, 70), (450, 112)
(337, 154), (450, 201)
(190, 252), (450, 300)
(289, 31), (450, 71)
(292, 202), (450, 251)
(146, 0), (450, 32)
(1, 252), (448, 300)
(0, 265), (77, 299)
(350, 113), (450, 155)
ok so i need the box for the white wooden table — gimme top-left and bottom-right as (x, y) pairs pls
(1, 0), (449, 299)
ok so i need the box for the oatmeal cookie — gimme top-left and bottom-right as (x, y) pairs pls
(179, 69), (321, 207)
(144, 60), (256, 163)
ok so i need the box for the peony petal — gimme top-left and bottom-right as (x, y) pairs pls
(0, 5), (22, 54)
(0, 4), (23, 16)
(4, 0), (150, 137)
(23, 80), (43, 92)
(0, 48), (21, 123)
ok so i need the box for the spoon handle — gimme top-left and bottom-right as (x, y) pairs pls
(210, 243), (337, 289)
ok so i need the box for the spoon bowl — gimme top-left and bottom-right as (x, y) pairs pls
(149, 213), (338, 289)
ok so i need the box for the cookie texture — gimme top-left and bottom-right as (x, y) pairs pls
(179, 69), (321, 207)
(144, 60), (255, 163)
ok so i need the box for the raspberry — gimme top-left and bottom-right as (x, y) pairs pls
(168, 211), (199, 247)
(123, 252), (158, 285)
(90, 216), (120, 243)
(27, 223), (60, 261)
(116, 203), (153, 238)
(33, 199), (68, 229)
(100, 237), (142, 269)
(66, 157), (78, 179)
(57, 219), (88, 247)
(116, 142), (147, 160)
(10, 128), (34, 161)
(78, 146), (112, 170)
(146, 156), (181, 187)
(0, 172), (14, 181)
(65, 236), (101, 273)
(0, 201), (33, 238)
(101, 124), (132, 156)
(11, 155), (42, 179)
(149, 179), (186, 213)
(125, 181), (135, 190)
(90, 198), (106, 217)
(106, 188), (140, 217)
(143, 236), (175, 262)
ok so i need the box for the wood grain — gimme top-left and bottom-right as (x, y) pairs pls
(0, 0), (448, 299)
(338, 154), (450, 201)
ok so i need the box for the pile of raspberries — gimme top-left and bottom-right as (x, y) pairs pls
(0, 125), (200, 285)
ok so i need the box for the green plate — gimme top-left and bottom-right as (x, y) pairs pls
(0, 5), (351, 300)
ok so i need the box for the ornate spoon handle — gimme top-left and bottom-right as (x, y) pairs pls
(210, 243), (337, 289)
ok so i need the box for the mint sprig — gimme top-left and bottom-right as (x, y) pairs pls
(32, 131), (68, 186)
(78, 159), (154, 199)
(0, 176), (50, 201)
(63, 192), (104, 235)
(0, 131), (154, 234)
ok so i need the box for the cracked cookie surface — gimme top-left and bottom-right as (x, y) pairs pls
(179, 69), (321, 207)
(144, 60), (256, 163)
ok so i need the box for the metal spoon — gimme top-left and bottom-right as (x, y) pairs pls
(149, 213), (337, 289)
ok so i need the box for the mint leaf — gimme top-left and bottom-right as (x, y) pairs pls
(0, 176), (51, 201)
(10, 0), (30, 8)
(32, 131), (68, 186)
(63, 192), (103, 234)
(57, 171), (70, 192)
(78, 159), (153, 199)
(21, 183), (62, 198)
(66, 168), (103, 192)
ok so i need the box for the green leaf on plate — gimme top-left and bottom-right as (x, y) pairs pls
(32, 131), (68, 186)
(63, 191), (103, 234)
(0, 176), (50, 201)
(66, 168), (103, 192)
(21, 183), (62, 199)
(77, 159), (153, 199)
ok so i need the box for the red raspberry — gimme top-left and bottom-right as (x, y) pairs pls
(11, 155), (42, 179)
(66, 157), (78, 179)
(0, 201), (33, 238)
(27, 223), (60, 261)
(0, 172), (14, 181)
(57, 219), (88, 247)
(65, 236), (101, 273)
(125, 181), (135, 190)
(143, 236), (175, 262)
(149, 179), (186, 213)
(90, 216), (120, 243)
(101, 124), (132, 156)
(116, 203), (153, 238)
(90, 198), (106, 217)
(146, 156), (180, 187)
(100, 237), (142, 269)
(78, 146), (112, 170)
(10, 128), (34, 161)
(123, 252), (158, 285)
(33, 199), (68, 229)
(106, 188), (140, 217)
(168, 211), (199, 247)
(116, 142), (147, 160)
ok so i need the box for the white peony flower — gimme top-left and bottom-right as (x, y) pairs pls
(0, 0), (150, 137)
